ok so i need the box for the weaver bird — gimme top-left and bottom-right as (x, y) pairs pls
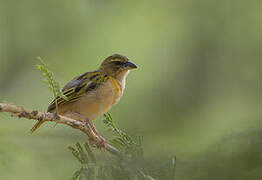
(31, 54), (137, 146)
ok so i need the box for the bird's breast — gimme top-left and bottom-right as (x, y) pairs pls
(65, 79), (123, 121)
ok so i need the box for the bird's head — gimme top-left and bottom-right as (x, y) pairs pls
(99, 54), (137, 77)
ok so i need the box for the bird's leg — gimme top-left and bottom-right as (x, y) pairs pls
(71, 112), (107, 148)
(86, 117), (107, 147)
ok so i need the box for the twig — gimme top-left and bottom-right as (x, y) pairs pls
(0, 102), (120, 156)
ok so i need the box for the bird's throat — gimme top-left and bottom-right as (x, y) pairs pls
(115, 70), (130, 92)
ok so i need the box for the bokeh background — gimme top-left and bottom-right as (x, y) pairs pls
(1, 0), (262, 179)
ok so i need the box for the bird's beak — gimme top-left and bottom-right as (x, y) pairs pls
(125, 61), (137, 69)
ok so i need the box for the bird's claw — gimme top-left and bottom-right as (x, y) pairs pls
(97, 136), (107, 148)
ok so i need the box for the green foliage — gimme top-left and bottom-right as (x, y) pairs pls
(69, 142), (157, 180)
(69, 113), (176, 180)
(36, 57), (67, 114)
(103, 113), (143, 157)
(68, 142), (96, 180)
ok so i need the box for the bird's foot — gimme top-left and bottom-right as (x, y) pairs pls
(97, 136), (108, 148)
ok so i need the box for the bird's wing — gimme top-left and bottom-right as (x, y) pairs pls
(47, 71), (109, 112)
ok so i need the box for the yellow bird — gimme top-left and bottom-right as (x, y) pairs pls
(31, 54), (137, 146)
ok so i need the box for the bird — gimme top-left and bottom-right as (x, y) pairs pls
(31, 54), (137, 146)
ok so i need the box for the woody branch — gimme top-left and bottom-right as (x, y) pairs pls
(0, 102), (120, 156)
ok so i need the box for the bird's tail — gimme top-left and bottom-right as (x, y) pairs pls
(31, 120), (45, 133)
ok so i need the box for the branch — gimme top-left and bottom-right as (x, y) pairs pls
(0, 102), (120, 156)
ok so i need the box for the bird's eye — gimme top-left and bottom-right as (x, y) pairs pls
(113, 61), (122, 66)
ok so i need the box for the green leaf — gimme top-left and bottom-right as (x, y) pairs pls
(68, 146), (83, 164)
(71, 170), (81, 180)
(36, 56), (68, 114)
(84, 143), (96, 164)
(76, 142), (88, 164)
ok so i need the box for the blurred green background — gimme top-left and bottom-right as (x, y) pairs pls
(1, 0), (262, 179)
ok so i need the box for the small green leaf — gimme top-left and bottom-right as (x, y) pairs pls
(76, 142), (88, 164)
(84, 143), (96, 164)
(68, 146), (83, 164)
(71, 170), (81, 180)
